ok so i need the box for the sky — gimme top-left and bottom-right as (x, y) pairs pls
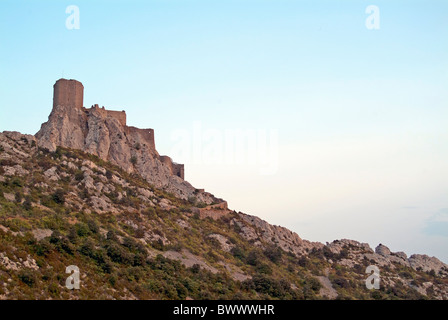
(0, 0), (447, 263)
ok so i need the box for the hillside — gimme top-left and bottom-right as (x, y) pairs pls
(1, 131), (447, 300)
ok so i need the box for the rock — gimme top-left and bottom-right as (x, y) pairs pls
(408, 254), (448, 275)
(375, 244), (391, 256)
(31, 229), (53, 241)
(3, 193), (15, 202)
(0, 253), (38, 271)
(163, 249), (218, 274)
(393, 251), (407, 260)
(67, 161), (78, 170)
(176, 219), (191, 229)
(218, 261), (251, 282)
(238, 213), (323, 256)
(138, 187), (154, 199)
(82, 174), (96, 190)
(159, 198), (175, 210)
(22, 256), (39, 270)
(34, 182), (48, 189)
(0, 253), (19, 271)
(0, 131), (36, 159)
(317, 272), (338, 299)
(89, 195), (117, 214)
(3, 165), (29, 177)
(44, 166), (60, 181)
(327, 239), (373, 254)
(208, 233), (234, 252)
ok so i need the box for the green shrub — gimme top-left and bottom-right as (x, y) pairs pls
(11, 177), (24, 188)
(264, 245), (282, 263)
(75, 223), (91, 237)
(74, 170), (84, 181)
(305, 277), (322, 293)
(51, 189), (66, 205)
(33, 239), (54, 256)
(246, 250), (261, 266)
(18, 270), (36, 287)
(87, 219), (99, 234)
(106, 243), (133, 264)
(23, 196), (33, 211)
(50, 233), (74, 255)
(256, 263), (273, 275)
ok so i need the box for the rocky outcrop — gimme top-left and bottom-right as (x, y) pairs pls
(35, 80), (220, 205)
(236, 213), (324, 256)
(408, 254), (448, 276)
(375, 244), (392, 256)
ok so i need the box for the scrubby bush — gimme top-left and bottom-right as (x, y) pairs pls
(51, 189), (66, 204)
(74, 170), (84, 181)
(305, 277), (322, 293)
(75, 222), (91, 237)
(18, 270), (36, 287)
(264, 245), (282, 263)
(106, 243), (133, 264)
(87, 219), (99, 234)
(246, 250), (261, 266)
(244, 274), (293, 298)
(256, 263), (273, 275)
(332, 277), (350, 289)
(33, 239), (54, 256)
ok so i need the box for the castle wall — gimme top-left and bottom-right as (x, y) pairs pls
(173, 163), (184, 180)
(53, 79), (83, 109)
(159, 156), (184, 179)
(88, 105), (127, 127)
(159, 155), (172, 166)
(107, 110), (126, 127)
(191, 201), (230, 220)
(127, 126), (155, 150)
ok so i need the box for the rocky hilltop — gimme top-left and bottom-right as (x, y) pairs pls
(0, 80), (447, 300)
(36, 79), (219, 205)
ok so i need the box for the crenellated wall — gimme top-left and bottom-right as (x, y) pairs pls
(89, 104), (127, 127)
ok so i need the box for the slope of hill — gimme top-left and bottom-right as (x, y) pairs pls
(1, 131), (447, 300)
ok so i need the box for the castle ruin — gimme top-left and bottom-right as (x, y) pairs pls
(52, 78), (184, 179)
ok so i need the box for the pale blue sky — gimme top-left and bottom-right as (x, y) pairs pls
(1, 0), (447, 262)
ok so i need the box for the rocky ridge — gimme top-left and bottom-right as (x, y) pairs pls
(0, 131), (448, 299)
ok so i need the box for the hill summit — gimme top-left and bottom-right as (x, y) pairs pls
(36, 78), (220, 205)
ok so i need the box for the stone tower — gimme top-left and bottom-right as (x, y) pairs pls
(53, 78), (84, 109)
